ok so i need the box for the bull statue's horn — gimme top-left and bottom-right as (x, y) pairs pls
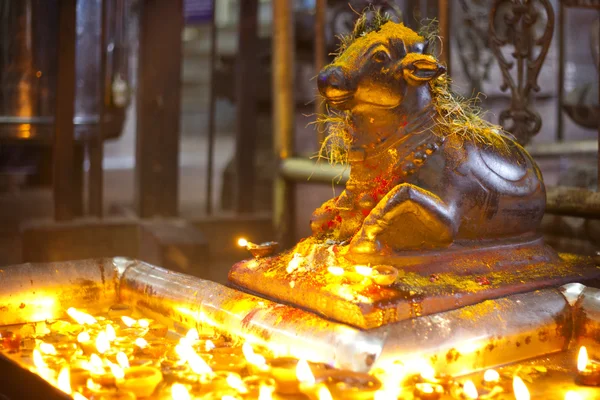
(422, 39), (431, 54)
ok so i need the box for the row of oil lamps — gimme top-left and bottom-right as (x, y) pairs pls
(2, 303), (600, 400)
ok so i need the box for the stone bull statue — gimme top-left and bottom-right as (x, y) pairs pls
(311, 20), (545, 255)
(228, 17), (596, 326)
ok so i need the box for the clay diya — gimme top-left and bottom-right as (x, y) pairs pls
(576, 346), (600, 386)
(115, 366), (163, 398)
(371, 265), (399, 286)
(238, 238), (279, 259)
(269, 357), (330, 395)
(413, 382), (444, 400)
(317, 370), (382, 400)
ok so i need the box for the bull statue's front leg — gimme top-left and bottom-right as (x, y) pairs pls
(349, 183), (457, 254)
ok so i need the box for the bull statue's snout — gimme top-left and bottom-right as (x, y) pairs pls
(317, 65), (356, 106)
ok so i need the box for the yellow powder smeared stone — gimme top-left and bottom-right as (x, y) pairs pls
(369, 22), (424, 46)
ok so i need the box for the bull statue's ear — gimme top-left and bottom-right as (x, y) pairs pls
(400, 53), (446, 86)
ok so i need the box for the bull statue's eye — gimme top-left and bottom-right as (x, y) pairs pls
(373, 50), (389, 62)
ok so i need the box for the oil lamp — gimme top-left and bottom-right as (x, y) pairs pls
(371, 265), (399, 286)
(116, 351), (130, 369)
(161, 360), (195, 384)
(120, 316), (137, 328)
(171, 383), (192, 400)
(327, 266), (345, 278)
(481, 369), (500, 388)
(39, 342), (57, 355)
(116, 366), (163, 398)
(296, 358), (317, 395)
(186, 351), (213, 375)
(67, 308), (97, 325)
(414, 382), (444, 400)
(96, 331), (111, 354)
(207, 345), (247, 373)
(86, 353), (118, 387)
(194, 371), (245, 394)
(303, 385), (335, 400)
(564, 391), (583, 400)
(242, 342), (268, 373)
(57, 366), (72, 394)
(242, 375), (277, 398)
(237, 238), (279, 259)
(77, 331), (95, 355)
(150, 323), (168, 338)
(316, 370), (382, 400)
(258, 384), (275, 400)
(462, 379), (478, 399)
(576, 346), (600, 386)
(512, 376), (530, 400)
(225, 372), (248, 394)
(344, 265), (372, 283)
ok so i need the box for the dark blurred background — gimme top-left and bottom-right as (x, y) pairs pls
(0, 0), (598, 282)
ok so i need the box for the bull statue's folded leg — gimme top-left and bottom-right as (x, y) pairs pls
(310, 197), (341, 237)
(349, 183), (456, 254)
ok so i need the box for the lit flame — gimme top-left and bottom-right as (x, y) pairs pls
(172, 383), (191, 400)
(87, 378), (102, 391)
(187, 352), (213, 374)
(121, 316), (136, 327)
(317, 386), (333, 400)
(39, 342), (57, 355)
(33, 349), (47, 369)
(237, 238), (249, 247)
(77, 331), (91, 343)
(258, 385), (274, 400)
(564, 391), (583, 400)
(463, 379), (478, 399)
(116, 351), (130, 369)
(205, 340), (216, 352)
(242, 342), (267, 369)
(483, 369), (500, 383)
(135, 337), (149, 348)
(578, 346), (589, 372)
(73, 394), (89, 400)
(296, 359), (315, 386)
(327, 266), (345, 276)
(374, 390), (397, 400)
(107, 361), (125, 380)
(138, 319), (150, 328)
(90, 354), (104, 374)
(354, 265), (373, 277)
(95, 331), (110, 354)
(57, 366), (71, 394)
(379, 362), (405, 393)
(105, 324), (116, 342)
(222, 396), (238, 400)
(175, 342), (190, 361)
(67, 307), (97, 325)
(226, 374), (248, 394)
(186, 328), (200, 342)
(420, 385), (434, 394)
(513, 376), (530, 400)
(419, 363), (436, 382)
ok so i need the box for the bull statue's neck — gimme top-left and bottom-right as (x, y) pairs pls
(348, 86), (435, 149)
